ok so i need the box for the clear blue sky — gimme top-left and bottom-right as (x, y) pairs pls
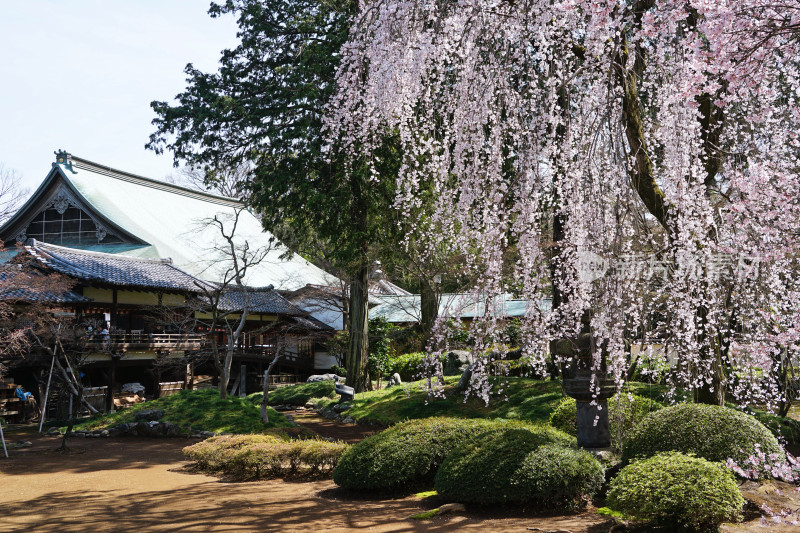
(0, 1), (239, 198)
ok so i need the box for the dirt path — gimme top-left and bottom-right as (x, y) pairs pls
(0, 426), (789, 532)
(0, 431), (612, 533)
(283, 408), (378, 443)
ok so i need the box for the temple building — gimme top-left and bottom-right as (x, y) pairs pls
(0, 151), (338, 415)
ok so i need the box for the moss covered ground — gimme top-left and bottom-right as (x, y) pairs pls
(314, 376), (672, 426)
(71, 389), (292, 434)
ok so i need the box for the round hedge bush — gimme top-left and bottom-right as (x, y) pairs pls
(607, 452), (744, 530)
(333, 418), (574, 492)
(549, 393), (663, 450)
(622, 403), (785, 469)
(434, 426), (601, 509)
(333, 417), (494, 491)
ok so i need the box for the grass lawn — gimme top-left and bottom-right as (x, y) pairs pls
(249, 380), (338, 406)
(71, 389), (292, 434)
(308, 376), (674, 426)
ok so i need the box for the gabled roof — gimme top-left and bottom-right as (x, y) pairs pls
(288, 314), (334, 332)
(214, 286), (306, 316)
(24, 239), (212, 293)
(0, 152), (339, 291)
(0, 264), (87, 304)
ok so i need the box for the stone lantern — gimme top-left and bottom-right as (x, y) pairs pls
(552, 311), (617, 448)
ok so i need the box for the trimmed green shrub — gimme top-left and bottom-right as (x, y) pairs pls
(549, 393), (663, 450)
(489, 357), (542, 378)
(607, 452), (744, 530)
(183, 434), (348, 480)
(385, 352), (427, 381)
(334, 418), (571, 492)
(183, 434), (283, 470)
(329, 364), (347, 377)
(622, 403), (785, 469)
(434, 427), (600, 508)
(548, 398), (577, 435)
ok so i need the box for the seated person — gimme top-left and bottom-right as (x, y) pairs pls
(15, 387), (39, 423)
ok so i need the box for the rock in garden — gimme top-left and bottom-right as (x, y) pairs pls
(444, 350), (472, 375)
(342, 416), (356, 424)
(161, 422), (181, 437)
(438, 503), (466, 515)
(455, 364), (474, 392)
(46, 427), (61, 436)
(332, 402), (351, 413)
(306, 373), (342, 383)
(121, 382), (146, 395)
(134, 409), (164, 422)
(318, 407), (337, 420)
(136, 420), (156, 436)
(387, 373), (402, 387)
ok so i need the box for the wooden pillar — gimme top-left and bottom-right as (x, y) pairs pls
(239, 364), (246, 397)
(111, 289), (118, 330)
(106, 359), (116, 413)
(184, 362), (194, 391)
(155, 360), (162, 399)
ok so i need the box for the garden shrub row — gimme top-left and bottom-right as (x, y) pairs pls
(603, 404), (785, 530)
(385, 352), (442, 381)
(333, 417), (602, 510)
(334, 402), (784, 529)
(549, 393), (663, 450)
(333, 417), (503, 491)
(183, 434), (348, 480)
(435, 428), (603, 510)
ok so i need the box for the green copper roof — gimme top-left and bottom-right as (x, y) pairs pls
(2, 153), (338, 291)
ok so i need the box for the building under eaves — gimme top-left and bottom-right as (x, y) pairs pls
(0, 151), (339, 414)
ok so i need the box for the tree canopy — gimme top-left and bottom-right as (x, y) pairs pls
(148, 0), (398, 270)
(328, 0), (800, 406)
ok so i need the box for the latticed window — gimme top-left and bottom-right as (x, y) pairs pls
(25, 206), (123, 245)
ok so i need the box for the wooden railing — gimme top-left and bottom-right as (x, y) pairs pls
(90, 333), (205, 351)
(236, 347), (313, 370)
(159, 381), (184, 397)
(0, 382), (22, 421)
(267, 373), (302, 386)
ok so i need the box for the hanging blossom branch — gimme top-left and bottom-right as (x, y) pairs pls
(326, 0), (800, 406)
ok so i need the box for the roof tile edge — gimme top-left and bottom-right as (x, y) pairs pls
(66, 153), (244, 207)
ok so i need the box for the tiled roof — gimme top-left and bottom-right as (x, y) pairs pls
(0, 264), (87, 304)
(25, 240), (212, 293)
(215, 286), (306, 316)
(288, 314), (334, 331)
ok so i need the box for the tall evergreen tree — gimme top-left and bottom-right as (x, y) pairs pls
(147, 0), (398, 392)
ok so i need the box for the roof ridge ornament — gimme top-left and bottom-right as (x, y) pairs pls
(54, 150), (76, 173)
